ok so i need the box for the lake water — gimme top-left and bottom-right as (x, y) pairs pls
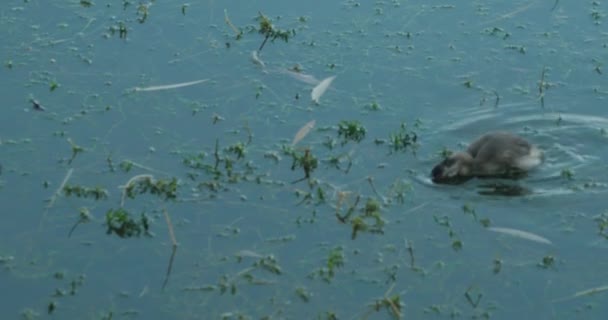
(1, 0), (608, 319)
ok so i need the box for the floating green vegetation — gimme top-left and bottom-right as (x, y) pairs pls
(314, 246), (345, 283)
(289, 148), (318, 183)
(372, 293), (402, 319)
(365, 101), (382, 111)
(225, 141), (247, 160)
(63, 184), (108, 200)
(188, 251), (282, 296)
(337, 120), (366, 146)
(108, 22), (128, 39)
(483, 26), (510, 39)
(119, 160), (134, 172)
(594, 212), (608, 239)
(253, 255), (282, 275)
(591, 1), (604, 24)
(537, 66), (553, 108)
(365, 284), (402, 319)
(66, 138), (84, 165)
(105, 208), (150, 238)
(45, 273), (86, 316)
(493, 258), (502, 274)
(122, 175), (179, 205)
(136, 3), (150, 23)
(293, 183), (327, 207)
(560, 168), (574, 180)
(49, 80), (59, 92)
(324, 152), (353, 174)
(433, 215), (463, 251)
(47, 301), (56, 314)
(182, 137), (256, 189)
(52, 273), (86, 296)
(504, 44), (526, 54)
(68, 207), (92, 238)
(538, 255), (556, 269)
(388, 122), (418, 154)
(20, 309), (39, 319)
(255, 12), (296, 52)
(295, 287), (312, 302)
(335, 195), (386, 239)
(462, 203), (477, 220)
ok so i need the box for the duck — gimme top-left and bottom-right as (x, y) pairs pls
(431, 131), (543, 184)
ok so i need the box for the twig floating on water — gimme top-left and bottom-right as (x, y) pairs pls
(492, 90), (500, 108)
(311, 76), (336, 104)
(46, 168), (74, 209)
(224, 9), (241, 36)
(538, 66), (547, 108)
(131, 79), (209, 92)
(161, 208), (178, 291)
(30, 99), (45, 111)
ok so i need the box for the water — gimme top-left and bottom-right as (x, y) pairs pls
(1, 0), (608, 319)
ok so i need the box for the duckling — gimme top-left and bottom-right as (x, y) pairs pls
(431, 131), (543, 184)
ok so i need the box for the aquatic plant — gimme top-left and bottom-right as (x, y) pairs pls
(68, 207), (92, 238)
(105, 208), (150, 238)
(63, 184), (108, 200)
(255, 12), (296, 52)
(337, 120), (366, 145)
(290, 148), (318, 182)
(388, 122), (418, 154)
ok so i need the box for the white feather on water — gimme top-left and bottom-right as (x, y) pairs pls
(131, 79), (209, 92)
(280, 69), (320, 85)
(488, 227), (552, 245)
(311, 76), (336, 103)
(292, 120), (316, 146)
(553, 284), (608, 302)
(251, 50), (265, 68)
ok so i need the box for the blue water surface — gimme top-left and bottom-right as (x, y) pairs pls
(1, 0), (608, 319)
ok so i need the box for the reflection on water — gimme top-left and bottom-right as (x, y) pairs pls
(477, 182), (532, 197)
